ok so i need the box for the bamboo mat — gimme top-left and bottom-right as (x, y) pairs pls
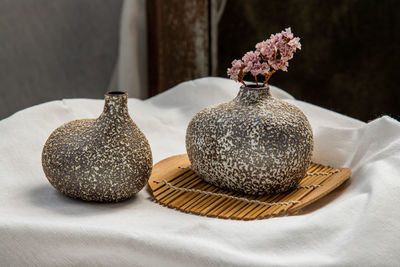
(148, 154), (351, 220)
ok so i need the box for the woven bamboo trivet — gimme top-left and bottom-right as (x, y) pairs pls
(149, 154), (351, 220)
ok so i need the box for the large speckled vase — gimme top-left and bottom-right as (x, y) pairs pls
(42, 91), (153, 202)
(186, 85), (313, 195)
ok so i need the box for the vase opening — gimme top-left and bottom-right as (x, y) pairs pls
(241, 83), (269, 90)
(106, 91), (126, 96)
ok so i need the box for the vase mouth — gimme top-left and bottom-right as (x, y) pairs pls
(106, 91), (127, 96)
(240, 83), (269, 90)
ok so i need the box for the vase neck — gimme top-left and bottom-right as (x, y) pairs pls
(234, 85), (271, 105)
(99, 91), (130, 121)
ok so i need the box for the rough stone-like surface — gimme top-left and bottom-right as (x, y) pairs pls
(42, 92), (153, 202)
(186, 86), (313, 195)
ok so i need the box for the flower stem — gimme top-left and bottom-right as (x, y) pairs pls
(263, 69), (277, 85)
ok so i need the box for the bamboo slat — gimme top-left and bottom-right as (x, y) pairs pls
(148, 154), (351, 220)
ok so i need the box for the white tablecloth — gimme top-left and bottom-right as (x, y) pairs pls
(1, 77), (399, 266)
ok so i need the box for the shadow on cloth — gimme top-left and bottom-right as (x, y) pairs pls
(28, 184), (137, 216)
(295, 179), (351, 215)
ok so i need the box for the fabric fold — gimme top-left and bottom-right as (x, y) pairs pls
(0, 77), (399, 266)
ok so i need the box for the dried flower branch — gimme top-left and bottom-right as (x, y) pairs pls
(227, 27), (301, 87)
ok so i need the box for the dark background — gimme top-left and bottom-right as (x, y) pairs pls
(0, 0), (398, 122)
(218, 0), (400, 122)
(0, 0), (122, 120)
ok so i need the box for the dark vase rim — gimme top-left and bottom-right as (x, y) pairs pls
(106, 91), (127, 96)
(240, 83), (269, 90)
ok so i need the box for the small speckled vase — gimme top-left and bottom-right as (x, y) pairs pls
(42, 91), (153, 202)
(186, 85), (313, 195)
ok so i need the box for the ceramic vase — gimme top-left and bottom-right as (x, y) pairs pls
(42, 91), (153, 202)
(186, 85), (313, 195)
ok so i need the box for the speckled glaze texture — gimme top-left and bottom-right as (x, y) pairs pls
(42, 92), (153, 202)
(186, 85), (313, 195)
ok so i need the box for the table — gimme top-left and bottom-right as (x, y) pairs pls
(1, 77), (399, 266)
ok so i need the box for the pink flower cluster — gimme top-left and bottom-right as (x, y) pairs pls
(227, 27), (301, 86)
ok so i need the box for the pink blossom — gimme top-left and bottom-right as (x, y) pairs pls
(227, 27), (301, 85)
(231, 59), (243, 68)
(268, 59), (289, 72)
(281, 27), (294, 39)
(242, 51), (260, 72)
(227, 59), (244, 81)
(288, 37), (301, 50)
(255, 40), (275, 60)
(250, 62), (270, 76)
(259, 29), (301, 71)
(269, 33), (285, 50)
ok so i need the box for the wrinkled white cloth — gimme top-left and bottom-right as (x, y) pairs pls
(0, 77), (399, 266)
